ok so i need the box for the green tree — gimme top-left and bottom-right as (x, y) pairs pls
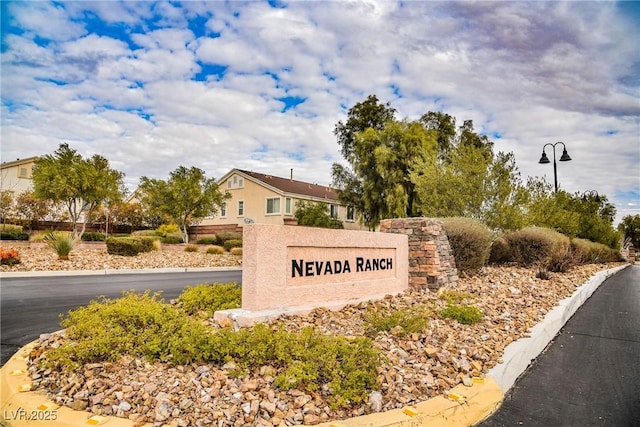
(419, 111), (457, 155)
(332, 95), (398, 229)
(0, 190), (14, 225)
(110, 200), (146, 233)
(294, 201), (343, 229)
(14, 190), (52, 232)
(619, 214), (640, 250)
(32, 143), (125, 237)
(138, 166), (230, 243)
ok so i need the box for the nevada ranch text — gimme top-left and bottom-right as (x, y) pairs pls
(291, 257), (394, 278)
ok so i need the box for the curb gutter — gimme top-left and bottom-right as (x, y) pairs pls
(0, 265), (628, 427)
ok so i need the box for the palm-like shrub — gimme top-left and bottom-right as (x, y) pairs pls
(43, 231), (80, 260)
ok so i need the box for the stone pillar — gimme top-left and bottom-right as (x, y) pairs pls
(380, 218), (458, 291)
(629, 245), (636, 264)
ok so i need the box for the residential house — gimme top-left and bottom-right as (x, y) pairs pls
(199, 168), (364, 232)
(0, 157), (37, 195)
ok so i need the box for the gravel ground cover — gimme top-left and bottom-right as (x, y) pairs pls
(3, 245), (622, 426)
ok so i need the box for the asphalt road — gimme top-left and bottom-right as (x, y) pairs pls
(476, 265), (640, 427)
(0, 269), (242, 366)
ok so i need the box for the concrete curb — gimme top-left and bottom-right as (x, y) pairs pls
(0, 265), (627, 427)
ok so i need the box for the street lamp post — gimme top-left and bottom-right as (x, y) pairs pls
(538, 142), (572, 192)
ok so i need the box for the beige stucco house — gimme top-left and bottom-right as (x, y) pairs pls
(202, 168), (364, 231)
(0, 157), (37, 194)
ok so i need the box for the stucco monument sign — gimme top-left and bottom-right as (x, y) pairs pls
(214, 223), (408, 326)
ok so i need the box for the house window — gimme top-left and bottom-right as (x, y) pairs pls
(347, 206), (355, 222)
(237, 200), (244, 217)
(266, 197), (280, 214)
(238, 178), (244, 187)
(285, 197), (292, 214)
(330, 204), (339, 218)
(220, 203), (227, 218)
(227, 180), (232, 189)
(19, 167), (27, 178)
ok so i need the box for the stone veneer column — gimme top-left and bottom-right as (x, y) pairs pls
(380, 218), (458, 290)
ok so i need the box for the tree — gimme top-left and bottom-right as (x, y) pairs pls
(110, 200), (146, 233)
(14, 191), (52, 232)
(138, 166), (230, 243)
(32, 143), (125, 237)
(618, 214), (640, 250)
(419, 111), (457, 155)
(294, 201), (344, 229)
(0, 190), (14, 225)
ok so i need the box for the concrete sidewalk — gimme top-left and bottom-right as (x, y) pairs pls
(0, 265), (629, 427)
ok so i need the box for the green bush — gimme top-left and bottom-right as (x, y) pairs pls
(223, 239), (242, 251)
(106, 237), (140, 256)
(184, 244), (199, 252)
(0, 224), (23, 232)
(81, 232), (106, 242)
(571, 238), (621, 263)
(179, 283), (241, 317)
(230, 247), (242, 256)
(197, 237), (218, 245)
(131, 230), (158, 237)
(439, 304), (483, 325)
(44, 291), (379, 409)
(363, 305), (429, 337)
(441, 217), (491, 274)
(488, 235), (511, 264)
(161, 232), (183, 244)
(215, 231), (242, 243)
(0, 230), (29, 240)
(504, 227), (570, 267)
(45, 291), (212, 369)
(133, 237), (155, 253)
(206, 245), (225, 254)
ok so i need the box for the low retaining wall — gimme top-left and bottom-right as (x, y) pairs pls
(380, 217), (458, 290)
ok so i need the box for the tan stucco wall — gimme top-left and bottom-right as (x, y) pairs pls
(0, 160), (35, 195)
(240, 223), (408, 312)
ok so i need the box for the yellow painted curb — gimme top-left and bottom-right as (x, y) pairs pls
(1, 340), (503, 427)
(316, 378), (503, 427)
(0, 341), (152, 427)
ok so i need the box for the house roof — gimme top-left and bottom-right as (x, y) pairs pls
(230, 169), (339, 201)
(0, 156), (38, 169)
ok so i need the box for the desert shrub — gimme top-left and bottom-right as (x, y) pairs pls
(0, 230), (30, 240)
(131, 230), (158, 238)
(546, 243), (577, 273)
(489, 235), (511, 264)
(133, 237), (155, 253)
(216, 231), (242, 243)
(230, 247), (242, 256)
(441, 217), (491, 274)
(223, 239), (242, 252)
(571, 238), (621, 263)
(439, 304), (483, 325)
(363, 305), (430, 337)
(106, 237), (140, 256)
(439, 290), (473, 304)
(156, 224), (180, 237)
(179, 283), (241, 317)
(206, 245), (224, 255)
(0, 247), (21, 266)
(161, 232), (183, 244)
(197, 237), (218, 245)
(503, 227), (570, 267)
(44, 291), (212, 370)
(81, 231), (106, 242)
(45, 291), (379, 409)
(0, 224), (23, 232)
(184, 244), (199, 253)
(43, 231), (79, 259)
(210, 324), (379, 408)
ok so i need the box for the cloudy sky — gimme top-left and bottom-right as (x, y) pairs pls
(1, 1), (638, 223)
